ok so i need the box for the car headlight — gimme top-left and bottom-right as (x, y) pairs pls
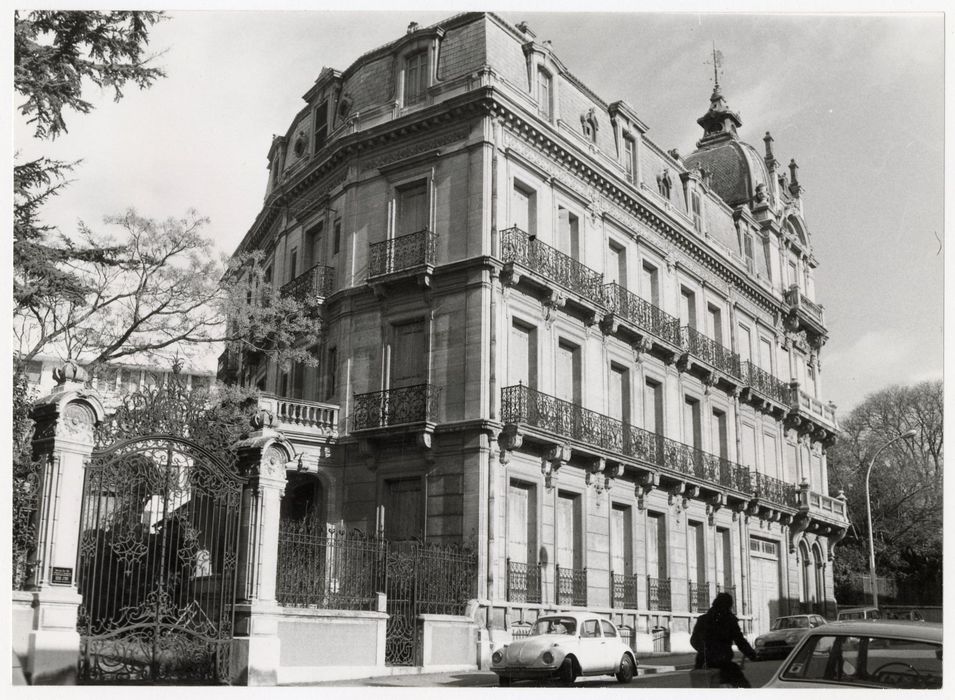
(542, 651), (554, 665)
(492, 650), (504, 664)
(754, 638), (765, 647)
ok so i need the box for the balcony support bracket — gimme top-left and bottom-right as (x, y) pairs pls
(788, 512), (810, 553)
(497, 425), (523, 467)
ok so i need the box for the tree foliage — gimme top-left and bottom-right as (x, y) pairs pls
(15, 209), (325, 369)
(827, 380), (943, 604)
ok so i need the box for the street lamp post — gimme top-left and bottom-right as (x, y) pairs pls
(865, 429), (918, 609)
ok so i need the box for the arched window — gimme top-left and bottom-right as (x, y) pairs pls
(812, 543), (826, 613)
(799, 541), (813, 609)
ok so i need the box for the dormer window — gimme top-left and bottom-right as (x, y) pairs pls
(537, 68), (553, 121)
(313, 99), (329, 151)
(404, 50), (428, 105)
(657, 170), (672, 199)
(623, 136), (636, 183)
(691, 191), (703, 232)
(580, 108), (599, 143)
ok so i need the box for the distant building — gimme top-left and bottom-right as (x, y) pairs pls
(223, 12), (848, 649)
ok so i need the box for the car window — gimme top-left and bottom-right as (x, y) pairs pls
(581, 620), (601, 638)
(533, 617), (576, 635)
(600, 620), (617, 637)
(782, 635), (942, 689)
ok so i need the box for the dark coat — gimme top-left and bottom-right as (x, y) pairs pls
(690, 607), (757, 667)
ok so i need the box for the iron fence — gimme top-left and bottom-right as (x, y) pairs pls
(499, 226), (605, 306)
(501, 384), (752, 494)
(744, 360), (790, 404)
(280, 264), (335, 301)
(611, 572), (641, 609)
(688, 580), (711, 612)
(648, 576), (672, 611)
(682, 325), (742, 378)
(603, 282), (681, 345)
(276, 522), (383, 610)
(369, 229), (436, 277)
(506, 559), (542, 604)
(353, 383), (439, 430)
(556, 565), (587, 606)
(751, 471), (796, 507)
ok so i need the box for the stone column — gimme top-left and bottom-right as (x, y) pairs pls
(229, 411), (295, 686)
(26, 362), (105, 684)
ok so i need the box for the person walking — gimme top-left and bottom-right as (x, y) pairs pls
(690, 592), (758, 688)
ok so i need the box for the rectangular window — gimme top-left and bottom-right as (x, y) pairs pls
(313, 99), (329, 150)
(742, 423), (757, 469)
(641, 261), (660, 306)
(684, 396), (702, 450)
(711, 408), (728, 460)
(511, 181), (537, 235)
(647, 511), (667, 578)
(611, 504), (633, 575)
(384, 478), (423, 541)
(557, 491), (581, 570)
(556, 339), (582, 405)
(716, 527), (732, 588)
(404, 50), (428, 105)
(738, 324), (752, 365)
(707, 303), (723, 346)
(507, 480), (537, 565)
(759, 337), (774, 373)
(608, 362), (630, 423)
(623, 137), (636, 183)
(608, 240), (627, 287)
(288, 247), (298, 282)
(325, 347), (337, 400)
(537, 69), (552, 120)
(307, 222), (325, 268)
(644, 378), (663, 434)
(396, 179), (428, 236)
(691, 192), (703, 232)
(687, 520), (705, 583)
(680, 287), (697, 328)
(763, 433), (779, 479)
(744, 233), (755, 266)
(762, 239), (773, 280)
(557, 206), (580, 259)
(333, 219), (341, 255)
(391, 319), (426, 388)
(509, 320), (537, 389)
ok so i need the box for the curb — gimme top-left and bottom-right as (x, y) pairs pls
(638, 664), (695, 675)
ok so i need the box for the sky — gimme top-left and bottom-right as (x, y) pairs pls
(10, 4), (946, 417)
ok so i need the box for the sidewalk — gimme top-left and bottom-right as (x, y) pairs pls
(634, 651), (698, 674)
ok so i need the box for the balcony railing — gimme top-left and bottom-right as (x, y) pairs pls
(688, 580), (711, 612)
(682, 326), (742, 378)
(744, 360), (790, 405)
(280, 264), (335, 301)
(368, 228), (437, 278)
(648, 576), (672, 611)
(506, 559), (542, 604)
(603, 283), (681, 346)
(499, 227), (605, 307)
(261, 395), (338, 435)
(501, 384), (751, 493)
(352, 383), (439, 430)
(794, 389), (837, 427)
(610, 572), (641, 609)
(750, 471), (796, 507)
(803, 489), (848, 520)
(556, 565), (587, 607)
(785, 286), (825, 325)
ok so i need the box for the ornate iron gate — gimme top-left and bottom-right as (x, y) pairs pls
(76, 435), (244, 683)
(384, 541), (477, 666)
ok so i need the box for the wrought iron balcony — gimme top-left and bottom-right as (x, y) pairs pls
(352, 383), (439, 431)
(507, 559), (542, 604)
(280, 264), (335, 301)
(785, 285), (826, 329)
(743, 360), (790, 406)
(499, 226), (606, 308)
(258, 394), (339, 438)
(688, 580), (711, 613)
(501, 384), (751, 494)
(648, 576), (671, 611)
(681, 326), (742, 378)
(611, 572), (641, 609)
(602, 283), (682, 346)
(368, 228), (437, 278)
(750, 471), (796, 508)
(556, 565), (587, 607)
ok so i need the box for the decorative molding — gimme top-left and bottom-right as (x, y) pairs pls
(362, 127), (470, 172)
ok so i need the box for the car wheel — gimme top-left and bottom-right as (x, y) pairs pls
(498, 676), (511, 687)
(559, 657), (577, 685)
(615, 654), (635, 683)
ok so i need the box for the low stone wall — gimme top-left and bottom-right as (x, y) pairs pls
(12, 592), (34, 665)
(419, 614), (479, 669)
(276, 607), (389, 684)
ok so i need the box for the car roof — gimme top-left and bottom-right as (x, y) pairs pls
(542, 612), (608, 623)
(837, 607), (879, 613)
(811, 620), (941, 641)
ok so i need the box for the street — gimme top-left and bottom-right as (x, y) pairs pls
(297, 658), (787, 688)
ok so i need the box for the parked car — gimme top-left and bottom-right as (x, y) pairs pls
(491, 612), (638, 686)
(753, 614), (828, 659)
(836, 606), (882, 621)
(764, 620), (942, 689)
(884, 608), (925, 622)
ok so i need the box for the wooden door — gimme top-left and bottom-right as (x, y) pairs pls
(391, 320), (426, 388)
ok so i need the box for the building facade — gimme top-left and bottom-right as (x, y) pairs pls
(223, 12), (848, 651)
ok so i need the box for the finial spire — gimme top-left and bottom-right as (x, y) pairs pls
(711, 42), (722, 91)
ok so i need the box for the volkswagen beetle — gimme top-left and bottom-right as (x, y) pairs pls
(491, 612), (637, 686)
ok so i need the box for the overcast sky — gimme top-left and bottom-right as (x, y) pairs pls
(11, 6), (945, 416)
